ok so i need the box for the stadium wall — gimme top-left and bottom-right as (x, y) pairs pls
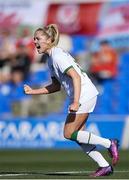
(0, 114), (129, 149)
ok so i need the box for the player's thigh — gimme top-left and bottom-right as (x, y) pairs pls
(63, 113), (89, 139)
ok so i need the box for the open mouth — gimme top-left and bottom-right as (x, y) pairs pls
(36, 44), (41, 49)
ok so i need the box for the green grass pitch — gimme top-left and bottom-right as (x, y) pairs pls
(0, 149), (128, 179)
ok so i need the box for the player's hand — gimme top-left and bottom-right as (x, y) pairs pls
(69, 102), (80, 112)
(24, 84), (33, 95)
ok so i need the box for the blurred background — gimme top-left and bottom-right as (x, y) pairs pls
(0, 0), (129, 178)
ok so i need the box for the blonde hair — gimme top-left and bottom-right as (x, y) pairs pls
(36, 24), (59, 47)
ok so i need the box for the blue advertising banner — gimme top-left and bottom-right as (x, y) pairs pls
(0, 114), (128, 149)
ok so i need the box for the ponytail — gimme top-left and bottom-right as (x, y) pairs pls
(46, 24), (59, 47)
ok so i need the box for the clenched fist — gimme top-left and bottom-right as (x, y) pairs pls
(69, 102), (80, 112)
(24, 84), (33, 95)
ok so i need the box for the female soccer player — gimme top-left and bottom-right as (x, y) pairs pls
(24, 24), (119, 177)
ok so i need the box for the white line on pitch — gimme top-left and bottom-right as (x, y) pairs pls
(0, 170), (129, 177)
(53, 170), (129, 174)
(0, 173), (28, 177)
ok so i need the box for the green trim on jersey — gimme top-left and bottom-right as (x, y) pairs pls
(64, 65), (73, 74)
(70, 131), (78, 141)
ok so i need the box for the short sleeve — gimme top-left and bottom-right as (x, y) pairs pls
(54, 50), (73, 74)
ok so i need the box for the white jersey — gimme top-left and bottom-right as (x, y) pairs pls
(48, 47), (99, 104)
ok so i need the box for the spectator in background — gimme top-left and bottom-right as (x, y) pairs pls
(0, 30), (16, 66)
(16, 28), (35, 62)
(11, 43), (31, 81)
(0, 30), (16, 83)
(90, 40), (118, 85)
(10, 46), (31, 116)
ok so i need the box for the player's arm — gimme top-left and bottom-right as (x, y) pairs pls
(24, 77), (61, 95)
(66, 67), (81, 112)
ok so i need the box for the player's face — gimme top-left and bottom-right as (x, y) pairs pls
(34, 31), (51, 54)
